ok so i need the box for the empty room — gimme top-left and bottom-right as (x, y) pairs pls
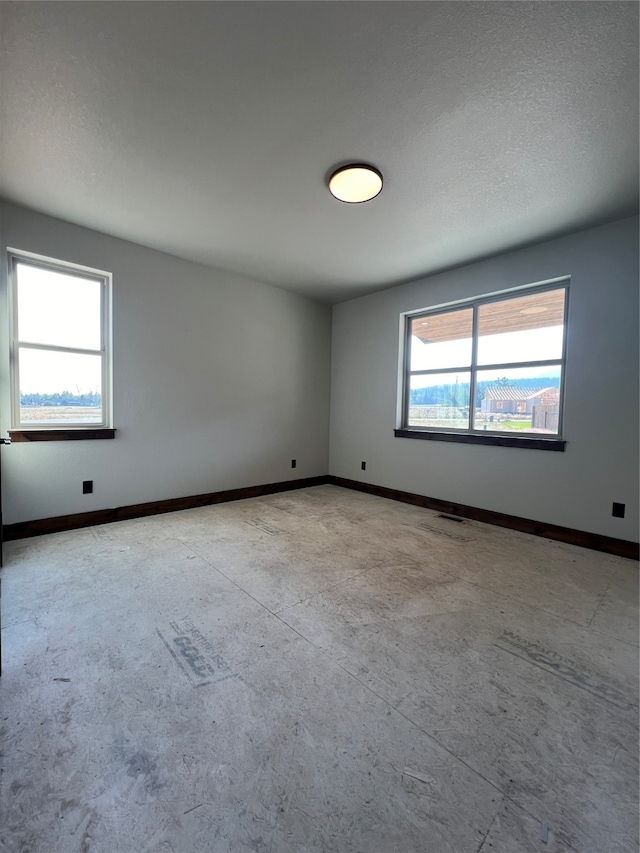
(0, 2), (638, 852)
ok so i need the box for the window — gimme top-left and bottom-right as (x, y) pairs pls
(399, 283), (568, 446)
(9, 251), (113, 435)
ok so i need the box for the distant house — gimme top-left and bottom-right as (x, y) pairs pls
(481, 386), (559, 415)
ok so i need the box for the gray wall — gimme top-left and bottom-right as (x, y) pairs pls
(0, 203), (331, 524)
(329, 216), (639, 542)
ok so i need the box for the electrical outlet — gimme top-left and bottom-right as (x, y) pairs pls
(361, 461), (366, 471)
(612, 502), (625, 518)
(83, 480), (93, 494)
(291, 459), (296, 469)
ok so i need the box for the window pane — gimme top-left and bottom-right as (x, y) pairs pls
(477, 288), (565, 366)
(410, 308), (473, 371)
(473, 365), (562, 434)
(408, 372), (470, 429)
(19, 348), (103, 424)
(17, 262), (102, 350)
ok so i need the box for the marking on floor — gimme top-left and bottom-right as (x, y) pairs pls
(91, 527), (113, 541)
(412, 521), (476, 542)
(494, 630), (632, 709)
(156, 617), (236, 687)
(245, 518), (285, 535)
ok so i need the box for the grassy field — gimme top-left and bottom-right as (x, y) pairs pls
(409, 415), (535, 432)
(499, 420), (533, 430)
(21, 406), (102, 423)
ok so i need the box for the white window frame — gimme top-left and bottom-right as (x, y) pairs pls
(8, 249), (113, 430)
(400, 280), (569, 440)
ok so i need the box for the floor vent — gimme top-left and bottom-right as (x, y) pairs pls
(438, 514), (464, 523)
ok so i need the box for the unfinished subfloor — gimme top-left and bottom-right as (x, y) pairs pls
(0, 485), (638, 853)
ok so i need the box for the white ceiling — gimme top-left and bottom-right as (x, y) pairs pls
(1, 2), (638, 304)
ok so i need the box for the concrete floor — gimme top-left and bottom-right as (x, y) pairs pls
(0, 484), (637, 853)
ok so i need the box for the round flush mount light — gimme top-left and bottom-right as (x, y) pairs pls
(519, 306), (549, 315)
(328, 164), (383, 203)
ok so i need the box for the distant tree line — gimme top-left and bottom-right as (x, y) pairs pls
(21, 391), (101, 408)
(410, 376), (560, 409)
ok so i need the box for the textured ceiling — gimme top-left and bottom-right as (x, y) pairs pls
(0, 2), (638, 303)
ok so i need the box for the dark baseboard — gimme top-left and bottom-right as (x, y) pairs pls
(3, 475), (330, 541)
(328, 476), (639, 561)
(4, 473), (637, 561)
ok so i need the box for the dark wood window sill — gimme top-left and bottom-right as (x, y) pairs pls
(9, 429), (116, 442)
(394, 428), (565, 451)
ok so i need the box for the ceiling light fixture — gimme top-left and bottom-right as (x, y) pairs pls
(328, 164), (383, 203)
(519, 306), (549, 315)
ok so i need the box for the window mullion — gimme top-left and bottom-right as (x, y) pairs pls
(409, 365), (474, 377)
(18, 341), (104, 357)
(475, 358), (563, 372)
